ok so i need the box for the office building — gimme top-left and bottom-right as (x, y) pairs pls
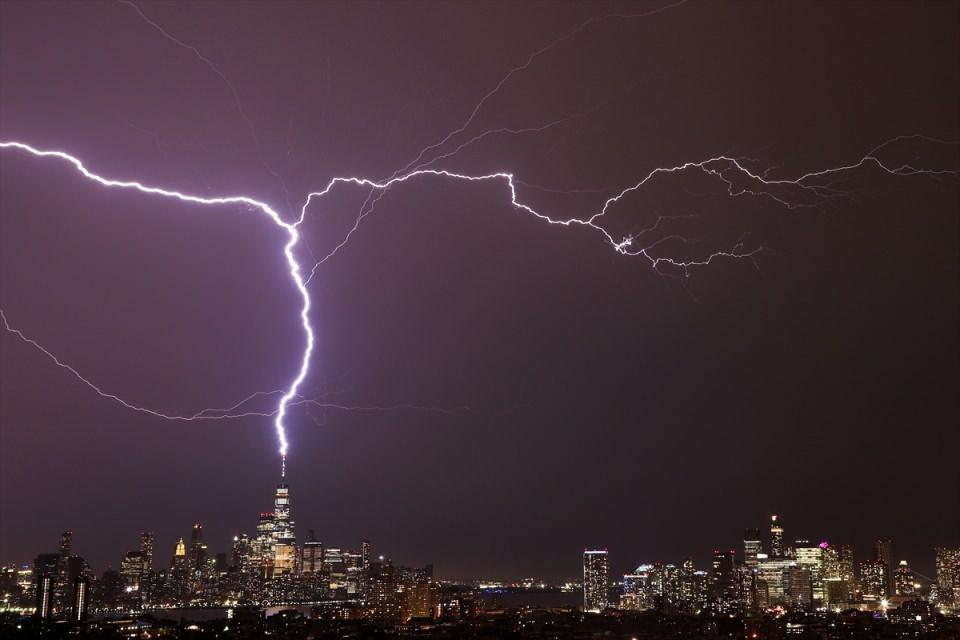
(770, 515), (785, 558)
(744, 528), (762, 568)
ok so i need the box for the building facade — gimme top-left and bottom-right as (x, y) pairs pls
(583, 550), (609, 612)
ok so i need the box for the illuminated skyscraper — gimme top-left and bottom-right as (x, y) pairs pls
(302, 530), (323, 575)
(837, 544), (856, 589)
(744, 528), (762, 568)
(35, 574), (54, 620)
(56, 531), (72, 610)
(756, 555), (795, 605)
(189, 524), (207, 571)
(228, 534), (246, 572)
(121, 551), (145, 592)
(272, 482), (297, 576)
(894, 560), (915, 596)
(59, 530), (72, 560)
(33, 553), (59, 603)
(769, 515), (785, 558)
(874, 538), (893, 596)
(787, 567), (813, 608)
(710, 549), (737, 611)
(582, 550), (609, 612)
(71, 576), (89, 622)
(399, 564), (436, 621)
(170, 538), (189, 597)
(859, 559), (887, 602)
(793, 541), (825, 604)
(367, 560), (399, 622)
(935, 547), (960, 606)
(140, 532), (154, 573)
(361, 540), (372, 571)
(820, 542), (854, 606)
(620, 569), (652, 611)
(254, 512), (276, 577)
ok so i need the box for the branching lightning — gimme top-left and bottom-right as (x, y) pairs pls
(2, 135), (956, 470)
(2, 1), (957, 475)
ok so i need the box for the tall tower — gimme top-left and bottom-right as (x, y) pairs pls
(56, 530), (73, 609)
(59, 531), (73, 560)
(583, 549), (610, 612)
(769, 515), (785, 558)
(140, 532), (155, 573)
(934, 547), (960, 606)
(170, 538), (189, 600)
(272, 481), (297, 575)
(894, 560), (915, 596)
(35, 574), (54, 620)
(361, 540), (372, 571)
(189, 524), (207, 570)
(71, 576), (89, 623)
(874, 538), (893, 596)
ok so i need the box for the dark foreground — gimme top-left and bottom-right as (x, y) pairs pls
(4, 607), (960, 640)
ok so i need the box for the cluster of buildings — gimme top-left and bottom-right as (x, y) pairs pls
(3, 498), (958, 633)
(582, 515), (960, 616)
(0, 479), (446, 625)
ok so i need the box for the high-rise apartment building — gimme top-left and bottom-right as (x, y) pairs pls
(35, 574), (54, 620)
(71, 576), (89, 622)
(583, 550), (609, 612)
(367, 560), (399, 623)
(620, 568), (653, 611)
(935, 547), (960, 606)
(710, 549), (737, 610)
(859, 559), (887, 602)
(399, 564), (436, 621)
(894, 560), (915, 596)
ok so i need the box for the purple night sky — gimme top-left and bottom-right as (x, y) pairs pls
(1, 1), (957, 580)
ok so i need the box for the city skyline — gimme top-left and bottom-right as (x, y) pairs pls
(7, 478), (959, 628)
(7, 484), (954, 586)
(2, 0), (958, 587)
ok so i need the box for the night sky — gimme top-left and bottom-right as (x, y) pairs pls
(1, 1), (957, 582)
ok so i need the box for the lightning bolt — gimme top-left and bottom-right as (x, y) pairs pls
(2, 135), (956, 476)
(0, 140), (306, 468)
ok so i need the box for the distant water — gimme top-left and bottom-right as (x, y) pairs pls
(140, 605), (316, 621)
(480, 589), (582, 610)
(140, 607), (230, 622)
(116, 592), (580, 623)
